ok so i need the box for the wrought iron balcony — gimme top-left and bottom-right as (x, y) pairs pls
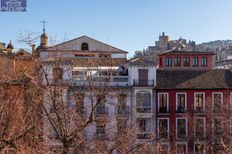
(133, 80), (154, 86)
(136, 107), (151, 113)
(116, 106), (130, 117)
(175, 108), (188, 113)
(137, 133), (152, 139)
(72, 76), (129, 86)
(158, 107), (169, 113)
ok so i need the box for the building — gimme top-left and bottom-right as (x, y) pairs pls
(158, 50), (215, 70)
(36, 28), (232, 153)
(156, 50), (232, 154)
(37, 32), (157, 153)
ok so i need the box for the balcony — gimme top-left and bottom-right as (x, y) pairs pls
(175, 108), (188, 113)
(116, 106), (130, 117)
(95, 106), (108, 116)
(137, 107), (151, 113)
(72, 76), (129, 87)
(137, 133), (152, 139)
(133, 80), (154, 86)
(158, 107), (169, 114)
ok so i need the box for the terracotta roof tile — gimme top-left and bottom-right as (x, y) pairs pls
(156, 69), (232, 89)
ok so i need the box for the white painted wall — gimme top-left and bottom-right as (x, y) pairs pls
(127, 66), (157, 86)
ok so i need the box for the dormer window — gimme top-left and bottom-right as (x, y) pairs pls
(81, 42), (89, 51)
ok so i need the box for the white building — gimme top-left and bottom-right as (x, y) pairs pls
(37, 33), (157, 152)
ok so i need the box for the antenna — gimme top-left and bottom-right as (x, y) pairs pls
(40, 20), (48, 33)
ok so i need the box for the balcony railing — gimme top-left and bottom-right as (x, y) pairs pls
(133, 80), (154, 86)
(116, 106), (130, 116)
(95, 106), (108, 116)
(72, 76), (129, 86)
(137, 133), (152, 139)
(175, 108), (187, 113)
(137, 107), (151, 113)
(158, 107), (169, 113)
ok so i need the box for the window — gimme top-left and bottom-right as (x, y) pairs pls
(137, 118), (151, 139)
(174, 57), (181, 66)
(157, 143), (169, 154)
(117, 119), (127, 134)
(96, 124), (106, 139)
(136, 92), (151, 113)
(159, 57), (163, 66)
(165, 57), (172, 66)
(53, 67), (63, 81)
(158, 93), (169, 113)
(192, 57), (198, 67)
(139, 119), (146, 132)
(118, 94), (126, 105)
(96, 95), (107, 115)
(201, 57), (207, 66)
(176, 93), (187, 113)
(194, 93), (205, 112)
(194, 143), (205, 154)
(183, 57), (190, 66)
(81, 42), (89, 51)
(213, 117), (223, 137)
(194, 118), (205, 138)
(158, 118), (169, 140)
(176, 143), (187, 154)
(176, 118), (187, 139)
(212, 92), (223, 112)
(75, 93), (84, 113)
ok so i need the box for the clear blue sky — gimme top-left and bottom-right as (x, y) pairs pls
(1, 0), (232, 57)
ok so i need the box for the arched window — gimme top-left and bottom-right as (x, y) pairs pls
(81, 42), (89, 51)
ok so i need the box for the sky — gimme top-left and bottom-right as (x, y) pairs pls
(1, 0), (232, 57)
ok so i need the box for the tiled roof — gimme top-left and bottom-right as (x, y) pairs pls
(156, 69), (232, 89)
(127, 58), (155, 66)
(158, 50), (215, 55)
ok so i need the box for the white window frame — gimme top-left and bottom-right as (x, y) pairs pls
(137, 118), (152, 134)
(157, 118), (169, 139)
(212, 117), (224, 138)
(194, 92), (205, 112)
(176, 118), (188, 140)
(157, 142), (170, 154)
(194, 142), (206, 154)
(176, 92), (187, 112)
(136, 91), (152, 113)
(194, 117), (206, 138)
(158, 93), (169, 112)
(176, 142), (188, 154)
(212, 92), (223, 112)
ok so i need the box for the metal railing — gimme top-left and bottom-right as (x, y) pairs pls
(95, 106), (108, 116)
(116, 106), (130, 116)
(72, 76), (129, 86)
(133, 80), (154, 86)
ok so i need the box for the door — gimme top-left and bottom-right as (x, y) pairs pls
(138, 69), (148, 85)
